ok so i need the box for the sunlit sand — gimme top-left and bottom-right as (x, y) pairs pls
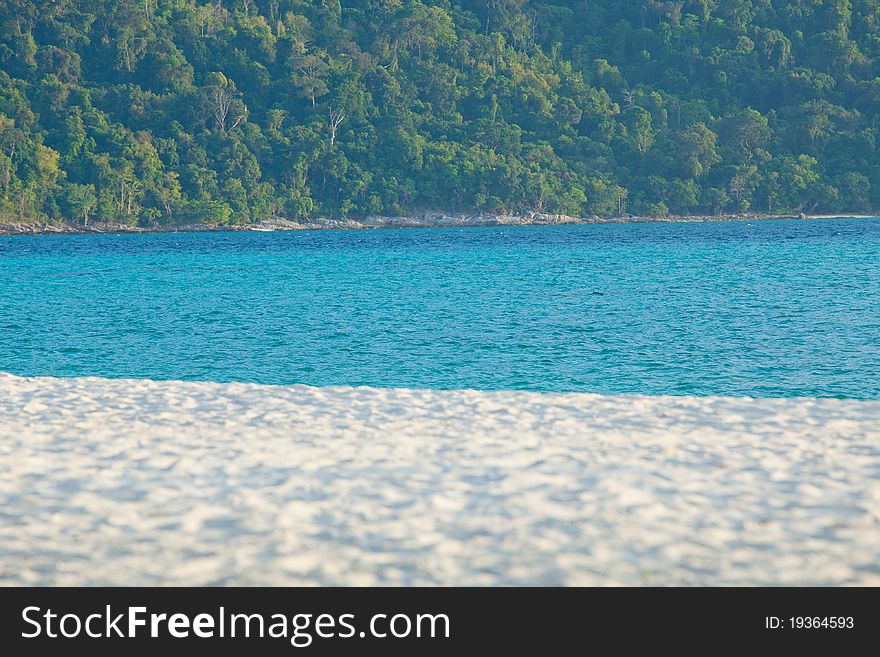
(2, 373), (878, 586)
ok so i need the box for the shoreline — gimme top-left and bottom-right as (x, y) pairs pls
(2, 372), (879, 586)
(1, 211), (875, 237)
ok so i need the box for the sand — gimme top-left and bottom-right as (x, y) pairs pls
(1, 372), (878, 586)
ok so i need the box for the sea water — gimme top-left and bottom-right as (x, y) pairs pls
(1, 218), (878, 398)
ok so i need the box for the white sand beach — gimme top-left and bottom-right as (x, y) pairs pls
(1, 372), (879, 586)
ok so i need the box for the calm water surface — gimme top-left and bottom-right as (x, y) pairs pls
(1, 218), (878, 398)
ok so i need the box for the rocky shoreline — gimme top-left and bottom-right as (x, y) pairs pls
(0, 211), (870, 236)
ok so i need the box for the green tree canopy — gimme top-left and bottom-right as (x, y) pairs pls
(2, 0), (880, 226)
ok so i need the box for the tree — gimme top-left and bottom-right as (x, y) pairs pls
(0, 114), (21, 193)
(716, 109), (772, 162)
(778, 155), (819, 210)
(326, 107), (345, 150)
(677, 123), (719, 178)
(728, 164), (759, 210)
(626, 108), (655, 157)
(396, 2), (457, 61)
(839, 172), (870, 211)
(205, 73), (247, 132)
(290, 52), (329, 107)
(62, 183), (97, 225)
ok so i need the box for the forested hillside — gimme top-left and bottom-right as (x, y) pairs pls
(2, 1), (879, 226)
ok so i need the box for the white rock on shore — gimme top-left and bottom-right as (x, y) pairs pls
(1, 372), (879, 586)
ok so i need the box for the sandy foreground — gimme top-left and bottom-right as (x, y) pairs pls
(1, 373), (879, 586)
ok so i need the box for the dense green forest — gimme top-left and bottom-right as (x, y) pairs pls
(1, 1), (880, 226)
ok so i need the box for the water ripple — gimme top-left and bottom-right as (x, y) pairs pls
(1, 218), (879, 398)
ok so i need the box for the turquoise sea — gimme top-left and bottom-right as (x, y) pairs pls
(1, 217), (878, 398)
